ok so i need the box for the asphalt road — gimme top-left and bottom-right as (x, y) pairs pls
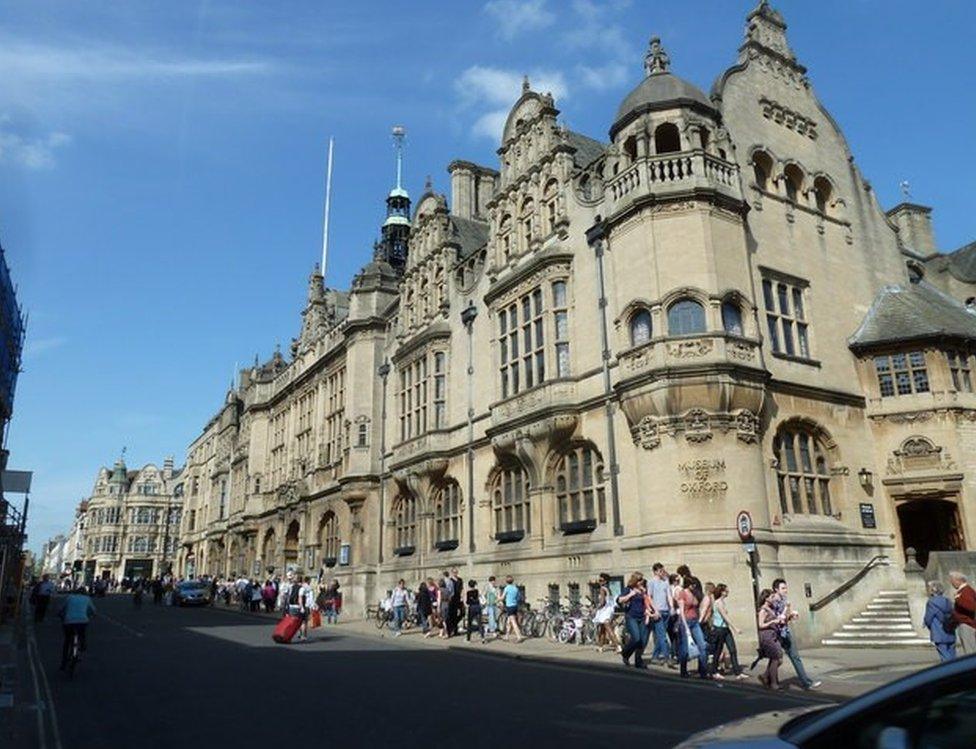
(27, 595), (822, 748)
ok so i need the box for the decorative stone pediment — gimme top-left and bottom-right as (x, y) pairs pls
(886, 436), (956, 475)
(631, 409), (760, 449)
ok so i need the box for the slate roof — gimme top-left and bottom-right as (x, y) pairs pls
(565, 130), (605, 169)
(923, 241), (976, 284)
(849, 280), (976, 350)
(448, 215), (489, 260)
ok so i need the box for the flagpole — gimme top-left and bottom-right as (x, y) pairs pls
(321, 137), (334, 283)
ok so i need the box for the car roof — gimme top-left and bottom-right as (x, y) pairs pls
(785, 654), (976, 742)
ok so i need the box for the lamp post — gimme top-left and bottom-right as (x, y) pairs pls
(461, 301), (478, 553)
(377, 360), (390, 565)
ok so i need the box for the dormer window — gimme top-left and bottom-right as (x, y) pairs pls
(874, 352), (929, 397)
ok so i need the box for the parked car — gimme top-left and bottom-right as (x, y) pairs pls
(675, 654), (976, 748)
(173, 580), (211, 607)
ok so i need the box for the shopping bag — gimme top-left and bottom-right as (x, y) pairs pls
(686, 629), (700, 660)
(311, 609), (322, 629)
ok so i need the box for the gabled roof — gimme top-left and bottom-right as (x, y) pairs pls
(849, 280), (976, 350)
(923, 241), (976, 284)
(448, 215), (489, 260)
(565, 130), (605, 169)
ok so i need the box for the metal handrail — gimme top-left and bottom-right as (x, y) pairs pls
(808, 554), (889, 612)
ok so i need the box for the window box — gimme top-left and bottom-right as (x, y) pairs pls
(323, 556), (337, 569)
(494, 530), (525, 544)
(434, 539), (459, 552)
(393, 545), (415, 557)
(560, 519), (597, 535)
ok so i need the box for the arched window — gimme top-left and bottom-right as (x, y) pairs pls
(623, 135), (637, 163)
(629, 309), (652, 346)
(773, 424), (833, 516)
(654, 122), (681, 154)
(543, 179), (559, 234)
(813, 176), (832, 214)
(555, 445), (606, 532)
(392, 495), (416, 555)
(721, 301), (743, 336)
(319, 511), (340, 566)
(261, 529), (275, 563)
(783, 164), (804, 204)
(491, 463), (530, 541)
(667, 298), (706, 336)
(752, 151), (772, 190)
(499, 214), (513, 258)
(519, 198), (534, 250)
(432, 480), (462, 550)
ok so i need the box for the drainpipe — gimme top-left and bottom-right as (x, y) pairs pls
(461, 301), (478, 554)
(585, 218), (623, 536)
(377, 360), (390, 565)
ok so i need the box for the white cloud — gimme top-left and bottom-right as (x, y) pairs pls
(577, 62), (629, 91)
(483, 0), (555, 40)
(22, 336), (68, 358)
(0, 38), (272, 82)
(455, 65), (569, 142)
(0, 122), (71, 170)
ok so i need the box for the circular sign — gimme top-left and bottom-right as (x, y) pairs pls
(736, 510), (753, 541)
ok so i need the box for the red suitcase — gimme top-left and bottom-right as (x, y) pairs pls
(272, 614), (302, 644)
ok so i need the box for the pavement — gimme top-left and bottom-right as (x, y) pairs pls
(210, 599), (940, 700)
(5, 594), (830, 749)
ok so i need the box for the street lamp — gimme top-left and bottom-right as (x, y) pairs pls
(857, 467), (873, 490)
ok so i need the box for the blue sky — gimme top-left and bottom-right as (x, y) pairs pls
(2, 0), (973, 551)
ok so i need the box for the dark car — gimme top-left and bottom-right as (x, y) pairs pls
(676, 654), (976, 748)
(173, 580), (211, 607)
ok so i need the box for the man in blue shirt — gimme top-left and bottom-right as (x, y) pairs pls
(648, 563), (673, 663)
(58, 587), (96, 670)
(501, 576), (524, 643)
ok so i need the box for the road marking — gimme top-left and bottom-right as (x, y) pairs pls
(31, 630), (64, 749)
(98, 612), (145, 638)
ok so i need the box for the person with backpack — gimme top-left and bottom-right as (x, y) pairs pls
(676, 575), (709, 679)
(924, 580), (956, 661)
(290, 576), (313, 641)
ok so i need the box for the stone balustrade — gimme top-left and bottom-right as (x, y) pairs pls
(490, 380), (578, 429)
(606, 150), (742, 216)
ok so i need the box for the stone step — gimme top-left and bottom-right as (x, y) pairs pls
(851, 617), (912, 624)
(821, 638), (930, 647)
(876, 591), (909, 598)
(855, 610), (910, 617)
(829, 630), (921, 639)
(841, 623), (915, 631)
(866, 604), (907, 611)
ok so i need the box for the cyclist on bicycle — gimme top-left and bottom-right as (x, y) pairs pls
(58, 586), (96, 670)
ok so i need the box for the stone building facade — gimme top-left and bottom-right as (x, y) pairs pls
(176, 2), (976, 645)
(77, 457), (184, 582)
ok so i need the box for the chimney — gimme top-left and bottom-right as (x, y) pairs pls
(887, 203), (936, 255)
(163, 456), (174, 479)
(475, 169), (498, 219)
(448, 161), (475, 219)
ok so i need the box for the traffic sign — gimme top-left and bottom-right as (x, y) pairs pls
(736, 510), (753, 540)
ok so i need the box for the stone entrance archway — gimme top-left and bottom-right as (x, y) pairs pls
(897, 497), (965, 567)
(284, 520), (300, 569)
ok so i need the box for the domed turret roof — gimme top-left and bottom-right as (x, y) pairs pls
(611, 37), (716, 138)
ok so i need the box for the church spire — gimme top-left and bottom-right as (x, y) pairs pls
(380, 125), (410, 273)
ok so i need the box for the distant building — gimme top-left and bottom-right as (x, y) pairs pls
(40, 534), (68, 576)
(175, 2), (975, 645)
(0, 235), (27, 622)
(76, 457), (184, 582)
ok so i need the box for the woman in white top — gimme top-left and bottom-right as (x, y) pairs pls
(593, 573), (621, 653)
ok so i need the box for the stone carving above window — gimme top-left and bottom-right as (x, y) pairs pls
(631, 409), (760, 449)
(759, 97), (817, 140)
(886, 436), (956, 474)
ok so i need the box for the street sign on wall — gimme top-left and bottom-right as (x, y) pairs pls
(736, 510), (753, 540)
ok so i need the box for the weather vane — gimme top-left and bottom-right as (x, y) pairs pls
(899, 180), (911, 199)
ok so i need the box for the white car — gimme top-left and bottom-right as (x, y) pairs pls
(676, 654), (976, 748)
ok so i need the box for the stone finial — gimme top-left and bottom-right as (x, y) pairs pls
(424, 174), (433, 192)
(522, 74), (530, 93)
(644, 36), (670, 76)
